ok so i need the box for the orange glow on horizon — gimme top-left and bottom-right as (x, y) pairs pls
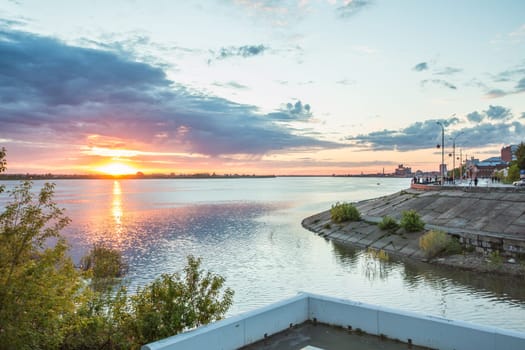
(95, 162), (138, 176)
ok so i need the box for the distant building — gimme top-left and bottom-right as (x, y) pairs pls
(439, 163), (447, 177)
(470, 156), (508, 178)
(501, 145), (518, 162)
(394, 164), (412, 177)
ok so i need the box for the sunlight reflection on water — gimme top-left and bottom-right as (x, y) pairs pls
(7, 177), (525, 332)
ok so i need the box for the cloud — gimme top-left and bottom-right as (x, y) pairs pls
(266, 100), (312, 121)
(508, 24), (525, 42)
(494, 67), (525, 82)
(346, 116), (459, 152)
(521, 112), (525, 119)
(337, 0), (371, 18)
(211, 44), (267, 62)
(516, 77), (525, 92)
(336, 79), (354, 85)
(413, 62), (428, 72)
(0, 28), (342, 161)
(420, 79), (457, 90)
(487, 62), (525, 97)
(230, 0), (307, 26)
(346, 110), (523, 151)
(466, 111), (483, 123)
(465, 105), (512, 123)
(212, 81), (249, 90)
(485, 88), (507, 98)
(485, 105), (511, 120)
(434, 66), (462, 75)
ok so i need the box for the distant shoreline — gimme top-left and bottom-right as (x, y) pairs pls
(0, 173), (413, 181)
(0, 174), (277, 181)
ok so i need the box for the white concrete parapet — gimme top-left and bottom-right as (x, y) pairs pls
(143, 294), (308, 350)
(143, 292), (525, 350)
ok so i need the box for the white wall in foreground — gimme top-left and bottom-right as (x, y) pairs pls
(143, 292), (525, 350)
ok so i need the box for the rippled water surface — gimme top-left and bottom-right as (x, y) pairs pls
(9, 177), (525, 332)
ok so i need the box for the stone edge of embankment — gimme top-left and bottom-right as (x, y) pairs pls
(301, 189), (525, 278)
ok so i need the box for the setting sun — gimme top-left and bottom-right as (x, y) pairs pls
(96, 162), (137, 176)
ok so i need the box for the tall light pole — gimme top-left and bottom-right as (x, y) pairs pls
(451, 132), (464, 184)
(459, 149), (463, 181)
(436, 114), (455, 186)
(436, 121), (445, 185)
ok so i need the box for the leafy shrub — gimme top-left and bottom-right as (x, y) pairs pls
(400, 210), (425, 232)
(81, 244), (127, 292)
(378, 216), (399, 231)
(488, 250), (503, 266)
(330, 202), (361, 223)
(419, 230), (460, 258)
(64, 255), (234, 349)
(443, 237), (463, 255)
(123, 255), (234, 346)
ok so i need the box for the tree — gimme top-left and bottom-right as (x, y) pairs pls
(0, 181), (80, 349)
(119, 255), (234, 348)
(507, 163), (520, 183)
(515, 142), (525, 171)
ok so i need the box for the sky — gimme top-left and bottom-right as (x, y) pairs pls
(1, 0), (524, 175)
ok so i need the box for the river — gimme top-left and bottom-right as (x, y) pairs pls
(4, 177), (525, 332)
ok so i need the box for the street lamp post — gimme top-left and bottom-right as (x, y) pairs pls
(436, 121), (445, 185)
(436, 114), (455, 186)
(451, 132), (464, 184)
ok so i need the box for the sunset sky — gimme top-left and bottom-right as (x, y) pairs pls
(1, 0), (525, 175)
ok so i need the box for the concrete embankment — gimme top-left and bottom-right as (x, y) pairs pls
(302, 186), (525, 275)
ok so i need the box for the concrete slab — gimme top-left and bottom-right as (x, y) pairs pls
(443, 217), (469, 228)
(242, 322), (430, 350)
(369, 235), (395, 250)
(346, 233), (364, 244)
(512, 215), (525, 226)
(484, 215), (518, 233)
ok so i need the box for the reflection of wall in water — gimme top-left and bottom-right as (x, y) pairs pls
(331, 241), (397, 281)
(401, 258), (525, 302)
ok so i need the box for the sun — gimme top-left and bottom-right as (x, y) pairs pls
(96, 162), (137, 176)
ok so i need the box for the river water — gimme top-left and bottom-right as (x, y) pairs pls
(6, 177), (525, 332)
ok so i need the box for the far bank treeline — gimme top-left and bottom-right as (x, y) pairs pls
(0, 147), (234, 350)
(0, 173), (276, 180)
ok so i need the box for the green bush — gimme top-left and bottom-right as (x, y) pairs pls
(444, 237), (463, 255)
(124, 256), (234, 347)
(488, 250), (503, 266)
(419, 230), (460, 258)
(378, 216), (399, 231)
(330, 202), (361, 223)
(400, 210), (425, 232)
(63, 255), (234, 349)
(81, 244), (127, 292)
